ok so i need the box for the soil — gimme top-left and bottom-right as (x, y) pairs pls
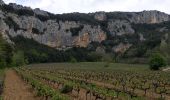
(2, 70), (40, 100)
(162, 67), (170, 71)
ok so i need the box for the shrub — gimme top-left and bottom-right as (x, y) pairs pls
(12, 51), (26, 67)
(60, 84), (73, 93)
(149, 53), (167, 70)
(0, 34), (13, 68)
(0, 59), (6, 69)
(70, 57), (77, 63)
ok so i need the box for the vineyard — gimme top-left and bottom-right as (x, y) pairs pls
(7, 62), (169, 100)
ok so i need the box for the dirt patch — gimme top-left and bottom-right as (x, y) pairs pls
(2, 70), (40, 100)
(162, 67), (170, 71)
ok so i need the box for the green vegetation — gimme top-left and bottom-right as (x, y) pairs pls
(12, 51), (26, 67)
(11, 36), (108, 64)
(2, 2), (170, 65)
(0, 96), (2, 100)
(15, 68), (69, 100)
(0, 70), (5, 80)
(0, 69), (5, 98)
(1, 3), (170, 65)
(1, 3), (170, 99)
(149, 53), (167, 70)
(70, 57), (77, 63)
(17, 62), (170, 99)
(0, 34), (26, 68)
(28, 62), (149, 71)
(0, 34), (13, 69)
(60, 84), (73, 93)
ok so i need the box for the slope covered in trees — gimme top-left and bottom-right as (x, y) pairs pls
(0, 34), (13, 68)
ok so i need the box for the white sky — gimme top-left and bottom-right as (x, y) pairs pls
(3, 0), (170, 14)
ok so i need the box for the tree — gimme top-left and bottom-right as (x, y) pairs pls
(0, 34), (13, 68)
(149, 53), (167, 70)
(70, 57), (77, 63)
(0, 59), (6, 69)
(12, 51), (25, 67)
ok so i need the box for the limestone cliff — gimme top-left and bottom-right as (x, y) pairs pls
(0, 0), (170, 52)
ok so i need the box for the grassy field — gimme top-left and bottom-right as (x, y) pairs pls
(27, 62), (150, 71)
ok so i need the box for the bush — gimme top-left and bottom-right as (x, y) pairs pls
(70, 57), (77, 63)
(149, 53), (167, 70)
(0, 59), (6, 69)
(60, 84), (73, 93)
(0, 34), (13, 68)
(12, 51), (26, 67)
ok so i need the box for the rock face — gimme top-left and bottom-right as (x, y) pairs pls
(94, 12), (107, 21)
(108, 20), (135, 35)
(131, 10), (170, 24)
(4, 13), (106, 49)
(0, 0), (170, 51)
(112, 43), (132, 53)
(0, 0), (4, 5)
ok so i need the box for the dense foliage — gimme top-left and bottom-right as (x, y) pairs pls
(11, 36), (104, 64)
(0, 34), (27, 68)
(0, 34), (13, 68)
(149, 53), (167, 70)
(12, 51), (26, 67)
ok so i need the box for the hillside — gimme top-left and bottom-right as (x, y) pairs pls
(0, 0), (170, 63)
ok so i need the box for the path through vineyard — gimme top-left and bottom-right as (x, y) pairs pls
(2, 70), (40, 100)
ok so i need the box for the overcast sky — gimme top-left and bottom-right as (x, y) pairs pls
(3, 0), (170, 14)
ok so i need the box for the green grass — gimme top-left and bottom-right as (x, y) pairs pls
(27, 62), (149, 71)
(0, 69), (5, 80)
(0, 96), (2, 100)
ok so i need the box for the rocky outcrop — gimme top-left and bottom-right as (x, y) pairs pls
(0, 0), (4, 5)
(94, 12), (107, 21)
(107, 10), (170, 24)
(0, 0), (170, 52)
(131, 10), (170, 24)
(1, 12), (106, 49)
(112, 43), (132, 53)
(34, 8), (49, 16)
(108, 20), (135, 35)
